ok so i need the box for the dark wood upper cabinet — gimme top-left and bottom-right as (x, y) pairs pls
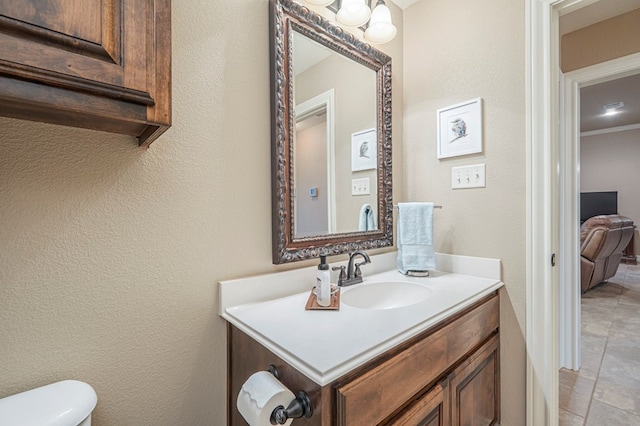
(0, 0), (171, 147)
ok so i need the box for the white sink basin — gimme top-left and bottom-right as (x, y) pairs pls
(341, 281), (433, 310)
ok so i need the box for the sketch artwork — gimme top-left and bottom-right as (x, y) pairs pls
(351, 128), (377, 171)
(359, 140), (370, 158)
(450, 118), (467, 143)
(437, 98), (482, 159)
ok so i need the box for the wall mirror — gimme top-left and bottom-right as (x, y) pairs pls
(270, 0), (393, 264)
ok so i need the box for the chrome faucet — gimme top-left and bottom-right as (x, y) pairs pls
(333, 251), (371, 286)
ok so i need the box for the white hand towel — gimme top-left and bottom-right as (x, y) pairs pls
(358, 203), (376, 231)
(397, 202), (436, 274)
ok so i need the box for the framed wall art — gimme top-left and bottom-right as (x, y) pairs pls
(351, 128), (377, 171)
(437, 98), (483, 159)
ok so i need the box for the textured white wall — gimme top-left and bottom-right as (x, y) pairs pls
(295, 120), (329, 235)
(581, 128), (640, 226)
(402, 0), (527, 424)
(0, 1), (403, 424)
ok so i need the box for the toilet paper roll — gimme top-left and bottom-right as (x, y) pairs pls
(237, 371), (294, 426)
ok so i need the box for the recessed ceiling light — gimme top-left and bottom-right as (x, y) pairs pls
(602, 101), (624, 116)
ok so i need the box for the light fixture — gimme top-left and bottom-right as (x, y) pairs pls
(336, 0), (372, 27)
(602, 101), (624, 116)
(364, 0), (397, 44)
(304, 0), (397, 44)
(304, 0), (334, 6)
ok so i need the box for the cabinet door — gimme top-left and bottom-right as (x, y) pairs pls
(334, 295), (499, 426)
(450, 335), (500, 426)
(387, 380), (450, 426)
(0, 1), (150, 100)
(0, 0), (171, 146)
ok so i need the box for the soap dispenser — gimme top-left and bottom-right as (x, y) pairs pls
(316, 255), (331, 307)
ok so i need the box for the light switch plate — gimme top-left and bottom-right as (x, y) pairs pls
(352, 178), (370, 195)
(451, 164), (486, 189)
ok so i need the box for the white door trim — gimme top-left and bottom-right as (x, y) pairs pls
(295, 89), (337, 234)
(526, 0), (558, 426)
(558, 68), (581, 371)
(527, 0), (571, 424)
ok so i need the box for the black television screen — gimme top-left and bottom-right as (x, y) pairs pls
(580, 191), (617, 223)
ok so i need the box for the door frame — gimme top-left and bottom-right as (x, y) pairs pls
(294, 89), (337, 234)
(559, 53), (640, 372)
(527, 1), (563, 423)
(527, 0), (640, 423)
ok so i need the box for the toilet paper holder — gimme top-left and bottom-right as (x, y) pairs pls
(267, 365), (313, 425)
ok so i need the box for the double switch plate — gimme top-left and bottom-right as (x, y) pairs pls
(451, 164), (486, 189)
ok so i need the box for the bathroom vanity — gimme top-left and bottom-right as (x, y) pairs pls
(221, 253), (503, 425)
(257, 4), (502, 422)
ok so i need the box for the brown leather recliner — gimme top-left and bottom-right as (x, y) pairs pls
(580, 214), (635, 292)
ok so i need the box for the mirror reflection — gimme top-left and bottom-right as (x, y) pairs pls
(270, 0), (392, 264)
(292, 30), (378, 238)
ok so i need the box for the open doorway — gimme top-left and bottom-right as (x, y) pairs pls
(559, 63), (640, 370)
(558, 63), (640, 424)
(556, 3), (640, 423)
(528, 1), (640, 424)
(294, 89), (337, 237)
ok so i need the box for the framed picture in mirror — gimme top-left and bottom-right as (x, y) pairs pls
(351, 128), (377, 171)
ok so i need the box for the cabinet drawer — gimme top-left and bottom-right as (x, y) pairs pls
(335, 294), (499, 426)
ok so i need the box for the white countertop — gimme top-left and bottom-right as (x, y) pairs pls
(220, 253), (503, 386)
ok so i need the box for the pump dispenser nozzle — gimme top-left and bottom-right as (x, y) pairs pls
(316, 255), (331, 306)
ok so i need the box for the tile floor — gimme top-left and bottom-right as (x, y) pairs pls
(559, 262), (640, 425)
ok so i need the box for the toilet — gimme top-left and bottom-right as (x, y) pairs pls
(0, 380), (97, 426)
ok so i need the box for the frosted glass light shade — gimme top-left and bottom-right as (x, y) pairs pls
(365, 1), (397, 44)
(304, 0), (334, 6)
(337, 0), (371, 27)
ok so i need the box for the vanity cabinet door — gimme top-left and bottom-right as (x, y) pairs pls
(386, 380), (450, 426)
(334, 295), (498, 426)
(450, 335), (500, 426)
(0, 0), (171, 146)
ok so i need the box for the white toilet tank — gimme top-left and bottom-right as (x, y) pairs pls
(0, 380), (97, 426)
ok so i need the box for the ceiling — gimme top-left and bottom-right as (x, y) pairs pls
(388, 0), (418, 8)
(580, 73), (640, 133)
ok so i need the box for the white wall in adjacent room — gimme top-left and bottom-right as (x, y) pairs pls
(581, 128), (640, 227)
